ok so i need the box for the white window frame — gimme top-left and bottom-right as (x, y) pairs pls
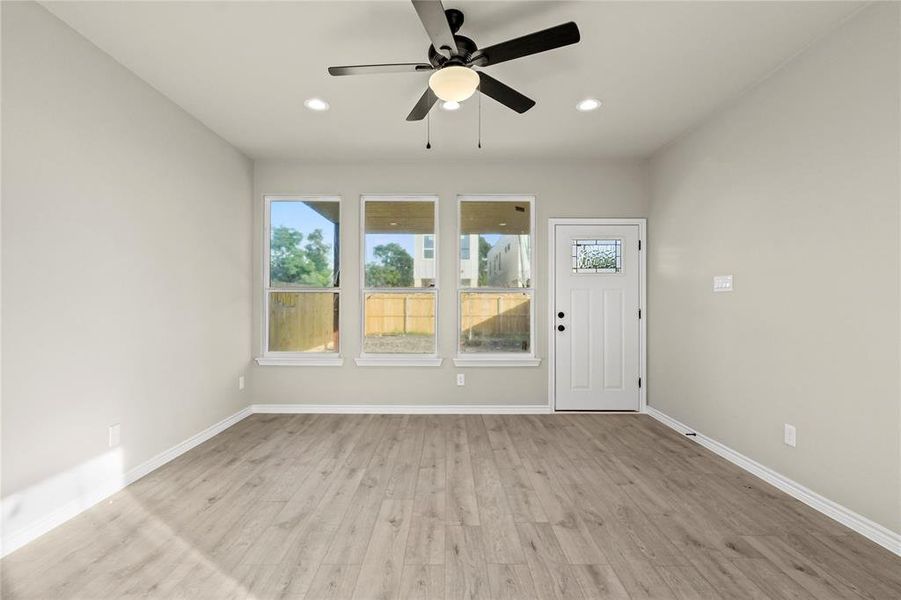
(454, 195), (540, 368)
(356, 195), (442, 367)
(257, 194), (343, 367)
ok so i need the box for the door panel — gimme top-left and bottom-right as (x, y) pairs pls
(603, 288), (625, 391)
(554, 224), (640, 411)
(569, 288), (592, 390)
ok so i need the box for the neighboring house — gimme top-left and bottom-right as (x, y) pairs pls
(487, 234), (531, 287)
(412, 233), (435, 287)
(459, 234), (479, 287)
(413, 233), (480, 287)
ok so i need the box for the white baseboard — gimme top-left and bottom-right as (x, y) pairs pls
(251, 403), (552, 415)
(644, 405), (901, 557)
(1, 406), (252, 558)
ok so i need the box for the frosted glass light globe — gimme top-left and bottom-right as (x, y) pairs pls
(429, 66), (479, 102)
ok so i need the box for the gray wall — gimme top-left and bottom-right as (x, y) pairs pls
(1, 1), (253, 499)
(647, 3), (901, 532)
(251, 160), (648, 406)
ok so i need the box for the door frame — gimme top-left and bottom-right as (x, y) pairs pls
(547, 218), (647, 413)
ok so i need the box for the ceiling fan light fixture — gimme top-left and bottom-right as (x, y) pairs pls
(429, 66), (479, 102)
(442, 101), (461, 111)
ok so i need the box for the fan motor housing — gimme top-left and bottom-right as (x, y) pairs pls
(428, 35), (477, 67)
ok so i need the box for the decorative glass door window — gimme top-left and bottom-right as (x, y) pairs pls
(572, 239), (622, 273)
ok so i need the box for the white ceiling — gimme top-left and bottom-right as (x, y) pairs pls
(43, 1), (862, 161)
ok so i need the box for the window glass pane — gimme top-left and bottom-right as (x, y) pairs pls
(363, 292), (436, 354)
(269, 200), (339, 287)
(572, 239), (622, 273)
(364, 200), (435, 288)
(459, 200), (530, 288)
(460, 235), (471, 260)
(460, 292), (530, 353)
(268, 292), (338, 352)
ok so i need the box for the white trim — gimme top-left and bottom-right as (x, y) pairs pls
(251, 403), (551, 415)
(645, 406), (901, 557)
(452, 356), (541, 368)
(355, 356), (443, 367)
(1, 407), (252, 558)
(256, 356), (344, 367)
(456, 195), (537, 363)
(547, 218), (647, 413)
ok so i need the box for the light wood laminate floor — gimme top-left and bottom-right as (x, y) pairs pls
(2, 414), (899, 599)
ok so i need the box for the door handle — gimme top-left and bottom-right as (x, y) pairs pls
(557, 325), (565, 332)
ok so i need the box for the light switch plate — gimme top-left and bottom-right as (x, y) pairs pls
(713, 275), (733, 292)
(784, 424), (797, 447)
(108, 423), (121, 448)
(238, 375), (245, 391)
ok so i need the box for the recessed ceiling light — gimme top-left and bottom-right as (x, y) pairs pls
(389, 222), (398, 226)
(576, 98), (602, 112)
(304, 98), (330, 112)
(498, 222), (507, 227)
(442, 101), (461, 111)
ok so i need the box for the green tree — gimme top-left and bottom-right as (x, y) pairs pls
(478, 236), (492, 286)
(270, 226), (333, 286)
(302, 229), (333, 286)
(365, 242), (414, 287)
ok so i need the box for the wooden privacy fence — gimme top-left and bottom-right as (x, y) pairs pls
(363, 292), (529, 337)
(268, 291), (528, 349)
(365, 293), (434, 336)
(268, 292), (337, 352)
(460, 293), (530, 337)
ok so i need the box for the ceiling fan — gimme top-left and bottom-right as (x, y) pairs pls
(328, 0), (581, 121)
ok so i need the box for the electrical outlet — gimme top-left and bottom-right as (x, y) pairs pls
(108, 423), (121, 448)
(713, 275), (733, 292)
(238, 375), (245, 391)
(784, 424), (797, 447)
(456, 373), (465, 386)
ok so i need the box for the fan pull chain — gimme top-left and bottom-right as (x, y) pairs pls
(426, 111), (431, 150)
(477, 87), (482, 149)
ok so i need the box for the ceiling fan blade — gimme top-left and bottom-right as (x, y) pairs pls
(328, 63), (433, 76)
(406, 87), (438, 121)
(411, 0), (458, 56)
(477, 72), (535, 114)
(470, 22), (580, 67)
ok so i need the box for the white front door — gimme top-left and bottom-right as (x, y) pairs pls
(554, 224), (641, 411)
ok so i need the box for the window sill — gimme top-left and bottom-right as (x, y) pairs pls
(355, 356), (443, 367)
(256, 356), (344, 367)
(453, 356), (542, 368)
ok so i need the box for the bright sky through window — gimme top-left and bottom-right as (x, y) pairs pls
(270, 201), (337, 272)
